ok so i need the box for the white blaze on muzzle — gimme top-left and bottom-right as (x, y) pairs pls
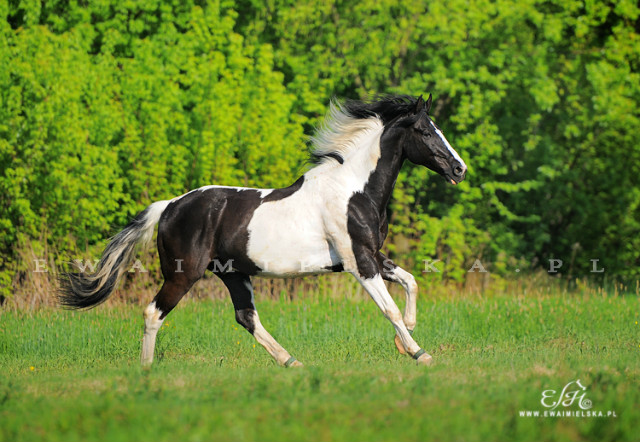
(430, 120), (467, 171)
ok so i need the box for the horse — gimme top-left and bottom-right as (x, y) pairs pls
(59, 93), (467, 367)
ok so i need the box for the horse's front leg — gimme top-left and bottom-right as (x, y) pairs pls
(377, 252), (418, 355)
(352, 262), (432, 366)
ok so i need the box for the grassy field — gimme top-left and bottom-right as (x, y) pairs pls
(1, 290), (638, 442)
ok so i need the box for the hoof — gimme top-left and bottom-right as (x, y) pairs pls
(284, 356), (303, 368)
(416, 353), (433, 366)
(394, 335), (407, 355)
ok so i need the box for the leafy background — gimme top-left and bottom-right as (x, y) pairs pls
(1, 0), (639, 300)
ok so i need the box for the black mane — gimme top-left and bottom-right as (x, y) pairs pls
(342, 95), (419, 124)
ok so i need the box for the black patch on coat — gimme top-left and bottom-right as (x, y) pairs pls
(216, 272), (257, 334)
(346, 126), (406, 279)
(347, 192), (383, 279)
(157, 177), (305, 280)
(148, 178), (306, 318)
(263, 176), (305, 202)
(376, 251), (398, 280)
(158, 187), (261, 277)
(235, 308), (257, 334)
(325, 263), (344, 273)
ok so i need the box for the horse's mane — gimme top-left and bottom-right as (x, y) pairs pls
(309, 95), (418, 165)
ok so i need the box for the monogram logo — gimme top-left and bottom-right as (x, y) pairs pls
(541, 379), (592, 410)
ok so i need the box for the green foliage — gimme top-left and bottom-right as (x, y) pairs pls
(0, 0), (306, 296)
(1, 0), (639, 296)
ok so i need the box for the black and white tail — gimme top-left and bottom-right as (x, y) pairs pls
(58, 200), (171, 309)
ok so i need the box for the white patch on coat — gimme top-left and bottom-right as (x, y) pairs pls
(247, 114), (384, 275)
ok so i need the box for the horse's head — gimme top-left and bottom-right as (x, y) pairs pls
(401, 94), (467, 185)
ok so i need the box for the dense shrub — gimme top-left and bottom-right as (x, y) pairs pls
(1, 0), (639, 298)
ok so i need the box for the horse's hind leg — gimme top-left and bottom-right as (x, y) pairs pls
(217, 272), (302, 367)
(141, 280), (191, 366)
(141, 279), (194, 366)
(141, 214), (213, 366)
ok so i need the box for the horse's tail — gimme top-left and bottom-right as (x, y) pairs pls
(58, 200), (172, 309)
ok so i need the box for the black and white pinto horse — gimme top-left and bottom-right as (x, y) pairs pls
(59, 94), (467, 367)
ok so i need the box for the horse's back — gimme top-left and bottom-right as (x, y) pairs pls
(158, 179), (337, 276)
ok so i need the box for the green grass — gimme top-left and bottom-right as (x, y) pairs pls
(1, 292), (639, 442)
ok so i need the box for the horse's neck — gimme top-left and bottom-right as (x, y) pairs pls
(309, 128), (404, 214)
(357, 129), (405, 214)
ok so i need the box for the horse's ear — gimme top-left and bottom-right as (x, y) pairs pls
(425, 93), (433, 113)
(414, 95), (425, 114)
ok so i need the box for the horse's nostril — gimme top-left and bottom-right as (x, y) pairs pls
(454, 166), (463, 176)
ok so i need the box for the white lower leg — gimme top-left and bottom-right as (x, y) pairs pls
(392, 267), (418, 331)
(387, 267), (419, 354)
(141, 301), (164, 366)
(251, 311), (301, 367)
(357, 274), (423, 356)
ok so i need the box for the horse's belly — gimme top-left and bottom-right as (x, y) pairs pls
(247, 230), (338, 276)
